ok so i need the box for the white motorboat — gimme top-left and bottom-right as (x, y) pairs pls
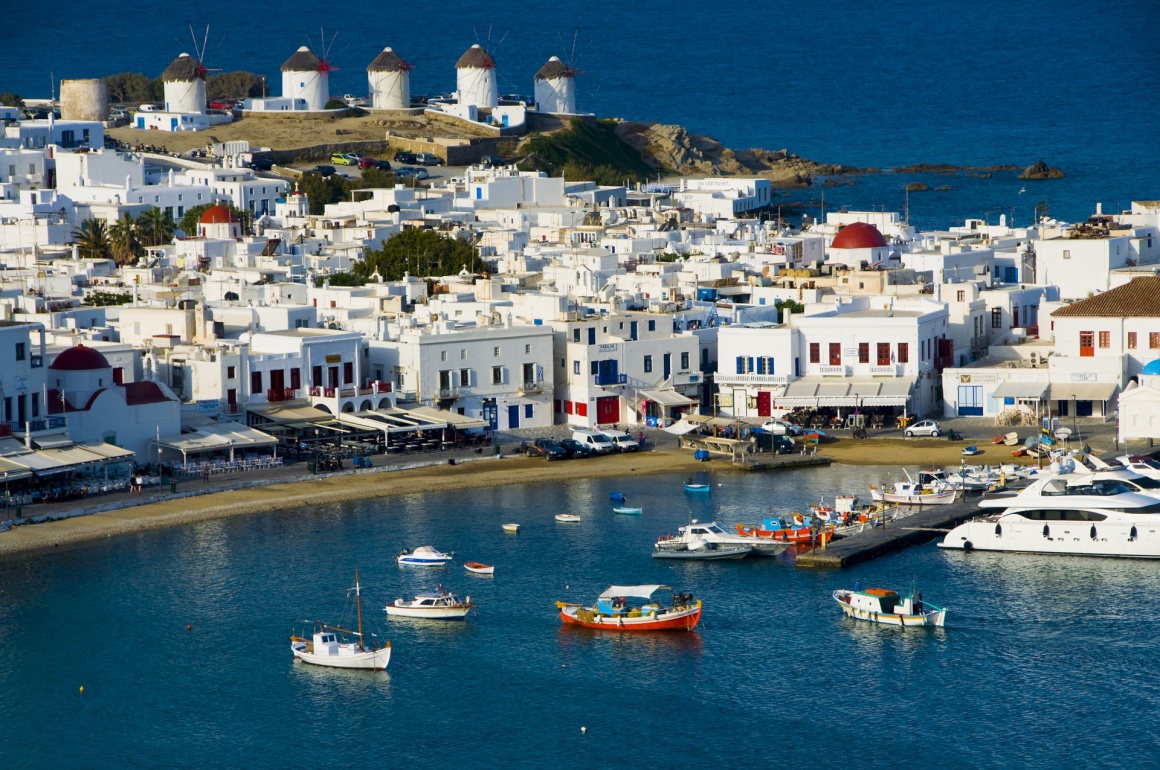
(291, 570), (391, 670)
(655, 520), (791, 556)
(939, 471), (1160, 558)
(1117, 454), (1160, 481)
(397, 546), (454, 566)
(502, 523), (520, 533)
(833, 586), (946, 627)
(386, 586), (474, 620)
(555, 513), (581, 523)
(870, 481), (956, 506)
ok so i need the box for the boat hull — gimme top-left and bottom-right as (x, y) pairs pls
(555, 515), (581, 523)
(291, 641), (392, 670)
(939, 517), (1160, 558)
(397, 557), (452, 566)
(385, 606), (471, 620)
(613, 507), (643, 515)
(870, 488), (956, 505)
(652, 546), (752, 560)
(683, 484), (711, 493)
(558, 603), (702, 631)
(464, 562), (495, 575)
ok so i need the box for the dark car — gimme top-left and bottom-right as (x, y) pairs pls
(373, 159), (392, 171)
(245, 157), (275, 171)
(557, 438), (593, 459)
(394, 151), (417, 164)
(479, 155), (503, 167)
(311, 165), (336, 177)
(522, 438), (567, 460)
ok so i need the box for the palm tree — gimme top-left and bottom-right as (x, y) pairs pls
(137, 207), (176, 247)
(71, 218), (111, 260)
(108, 213), (143, 266)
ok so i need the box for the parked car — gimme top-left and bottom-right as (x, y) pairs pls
(311, 165), (337, 177)
(479, 155), (503, 167)
(394, 151), (418, 164)
(357, 156), (376, 169)
(414, 152), (443, 166)
(331, 152), (360, 166)
(395, 166), (429, 180)
(558, 438), (594, 458)
(245, 157), (275, 171)
(761, 419), (804, 436)
(571, 429), (615, 454)
(522, 438), (567, 461)
(904, 419), (941, 438)
(600, 429), (640, 452)
(373, 159), (393, 171)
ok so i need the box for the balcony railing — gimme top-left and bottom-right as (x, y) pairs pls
(518, 379), (545, 394)
(310, 387), (336, 398)
(819, 365), (848, 376)
(594, 373), (627, 386)
(869, 365), (898, 376)
(266, 388), (298, 403)
(714, 373), (787, 386)
(359, 380), (393, 395)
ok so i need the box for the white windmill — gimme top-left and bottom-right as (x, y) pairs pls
(456, 44), (498, 109)
(534, 56), (577, 114)
(367, 47), (412, 110)
(281, 33), (339, 111)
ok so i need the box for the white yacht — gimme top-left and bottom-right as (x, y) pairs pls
(939, 472), (1160, 558)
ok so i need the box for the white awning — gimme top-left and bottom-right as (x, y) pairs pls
(816, 382), (850, 399)
(0, 457), (32, 480)
(1049, 382), (1118, 401)
(6, 452), (74, 475)
(992, 381), (1048, 399)
(404, 405), (488, 430)
(0, 437), (31, 457)
(248, 404), (333, 423)
(598, 584), (670, 600)
(640, 389), (697, 407)
(663, 420), (701, 436)
(31, 436), (74, 450)
(36, 446), (106, 466)
(76, 442), (136, 461)
(774, 377), (913, 406)
(782, 380), (819, 398)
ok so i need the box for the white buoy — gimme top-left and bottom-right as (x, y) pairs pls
(580, 727), (587, 734)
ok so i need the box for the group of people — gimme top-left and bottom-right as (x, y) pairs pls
(129, 474), (147, 493)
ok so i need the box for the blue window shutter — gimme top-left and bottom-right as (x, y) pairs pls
(736, 356), (744, 374)
(748, 357), (755, 373)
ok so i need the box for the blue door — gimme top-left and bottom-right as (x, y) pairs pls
(630, 321), (638, 341)
(136, 117), (145, 129)
(588, 327), (596, 345)
(957, 385), (984, 416)
(483, 402), (497, 430)
(507, 404), (520, 429)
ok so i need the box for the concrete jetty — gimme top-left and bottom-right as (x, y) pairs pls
(795, 496), (983, 569)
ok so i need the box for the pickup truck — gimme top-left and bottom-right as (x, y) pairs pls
(521, 438), (567, 460)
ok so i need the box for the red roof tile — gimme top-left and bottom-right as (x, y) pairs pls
(1051, 277), (1160, 317)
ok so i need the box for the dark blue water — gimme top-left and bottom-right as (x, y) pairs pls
(1, 465), (1158, 768)
(6, 0), (1158, 229)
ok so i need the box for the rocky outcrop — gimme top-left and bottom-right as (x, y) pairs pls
(613, 121), (857, 187)
(1018, 159), (1065, 180)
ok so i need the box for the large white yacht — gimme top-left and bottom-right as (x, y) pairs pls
(939, 471), (1160, 558)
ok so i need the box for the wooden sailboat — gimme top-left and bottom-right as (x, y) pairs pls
(290, 569), (392, 670)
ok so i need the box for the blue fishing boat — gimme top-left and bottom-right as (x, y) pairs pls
(609, 492), (626, 501)
(683, 483), (711, 493)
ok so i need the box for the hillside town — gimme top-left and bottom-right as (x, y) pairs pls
(2, 45), (1160, 508)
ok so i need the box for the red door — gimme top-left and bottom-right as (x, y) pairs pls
(1079, 331), (1094, 357)
(756, 391), (772, 417)
(596, 396), (619, 425)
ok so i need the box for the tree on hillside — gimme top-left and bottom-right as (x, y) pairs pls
(314, 271), (366, 287)
(109, 213), (144, 265)
(72, 218), (112, 260)
(0, 92), (24, 108)
(137, 207), (176, 247)
(104, 72), (162, 104)
(355, 168), (397, 189)
(206, 71), (266, 100)
(356, 228), (486, 282)
(298, 172), (352, 215)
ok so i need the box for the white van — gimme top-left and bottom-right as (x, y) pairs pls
(600, 429), (640, 452)
(571, 429), (615, 454)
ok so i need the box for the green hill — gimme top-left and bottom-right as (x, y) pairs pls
(519, 119), (655, 185)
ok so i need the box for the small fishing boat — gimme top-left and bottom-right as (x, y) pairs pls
(290, 570), (391, 670)
(555, 513), (582, 523)
(613, 506), (643, 515)
(464, 561), (494, 575)
(502, 523), (520, 533)
(656, 520), (790, 556)
(397, 546), (454, 566)
(833, 586), (946, 628)
(869, 482), (957, 506)
(652, 542), (753, 560)
(735, 511), (835, 543)
(556, 585), (701, 631)
(609, 492), (626, 501)
(386, 586), (474, 620)
(683, 482), (711, 493)
(961, 445), (980, 457)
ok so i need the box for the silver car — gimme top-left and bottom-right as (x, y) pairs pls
(904, 419), (941, 437)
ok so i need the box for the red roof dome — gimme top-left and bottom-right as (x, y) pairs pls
(200, 204), (238, 225)
(831, 222), (888, 249)
(50, 344), (111, 371)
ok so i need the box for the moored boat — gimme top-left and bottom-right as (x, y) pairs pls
(397, 546), (454, 566)
(464, 561), (494, 575)
(869, 482), (957, 506)
(386, 586), (474, 620)
(291, 570), (391, 670)
(735, 512), (835, 543)
(657, 520), (790, 556)
(502, 523), (520, 533)
(833, 586), (946, 627)
(556, 585), (701, 631)
(683, 482), (711, 493)
(555, 513), (582, 523)
(652, 542), (752, 559)
(613, 506), (643, 515)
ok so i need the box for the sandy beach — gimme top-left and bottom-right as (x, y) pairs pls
(0, 434), (1063, 559)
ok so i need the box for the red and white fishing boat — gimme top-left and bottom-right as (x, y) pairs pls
(734, 512), (835, 543)
(556, 585), (701, 632)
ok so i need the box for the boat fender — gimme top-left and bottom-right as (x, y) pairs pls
(963, 540), (973, 553)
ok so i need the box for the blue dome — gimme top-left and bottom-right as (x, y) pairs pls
(1143, 359), (1160, 375)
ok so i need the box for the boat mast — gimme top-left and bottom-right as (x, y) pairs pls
(354, 568), (365, 652)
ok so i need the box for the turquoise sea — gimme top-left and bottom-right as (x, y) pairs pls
(5, 0), (1158, 229)
(1, 465), (1158, 768)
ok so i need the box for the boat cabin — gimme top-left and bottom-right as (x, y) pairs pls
(595, 596), (660, 617)
(313, 631), (341, 653)
(848, 588), (919, 615)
